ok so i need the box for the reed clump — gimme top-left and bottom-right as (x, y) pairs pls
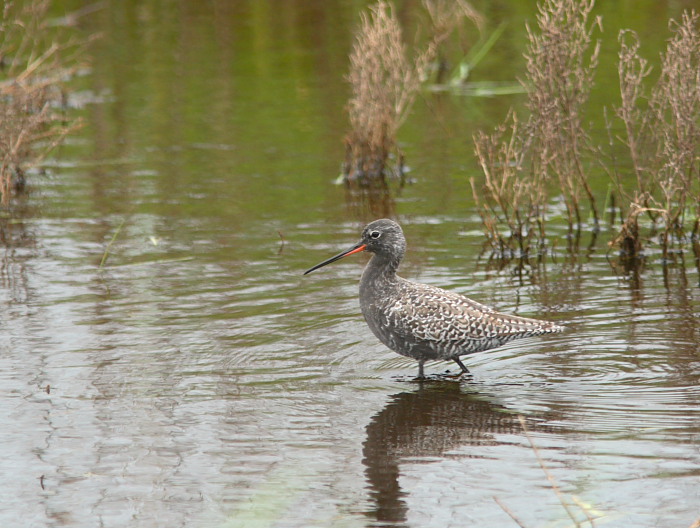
(343, 1), (423, 187)
(423, 0), (483, 42)
(0, 0), (83, 205)
(472, 0), (600, 257)
(610, 12), (700, 259)
(472, 0), (700, 263)
(472, 112), (546, 257)
(421, 0), (484, 85)
(343, 0), (482, 188)
(523, 0), (600, 231)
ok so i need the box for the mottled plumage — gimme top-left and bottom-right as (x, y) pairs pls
(305, 219), (564, 378)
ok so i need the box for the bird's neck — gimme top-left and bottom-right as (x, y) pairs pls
(360, 253), (400, 290)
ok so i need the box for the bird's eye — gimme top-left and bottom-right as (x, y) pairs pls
(369, 231), (381, 239)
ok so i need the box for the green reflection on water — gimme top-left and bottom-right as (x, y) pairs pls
(46, 0), (688, 230)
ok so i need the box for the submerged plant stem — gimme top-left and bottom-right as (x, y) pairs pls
(519, 415), (594, 527)
(99, 217), (127, 269)
(493, 496), (531, 528)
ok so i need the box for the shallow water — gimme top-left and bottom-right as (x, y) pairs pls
(2, 1), (700, 527)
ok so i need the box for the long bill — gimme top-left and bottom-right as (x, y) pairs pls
(303, 242), (367, 275)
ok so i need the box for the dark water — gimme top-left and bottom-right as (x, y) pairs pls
(2, 1), (700, 527)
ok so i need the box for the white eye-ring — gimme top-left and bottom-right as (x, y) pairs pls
(369, 230), (381, 239)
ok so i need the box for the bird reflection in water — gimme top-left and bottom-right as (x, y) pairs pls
(362, 382), (549, 526)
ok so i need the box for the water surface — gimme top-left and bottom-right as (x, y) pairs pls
(2, 1), (700, 527)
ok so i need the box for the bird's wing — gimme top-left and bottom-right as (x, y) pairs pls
(385, 281), (547, 343)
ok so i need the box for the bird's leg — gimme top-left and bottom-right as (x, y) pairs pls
(417, 360), (425, 380)
(452, 357), (470, 376)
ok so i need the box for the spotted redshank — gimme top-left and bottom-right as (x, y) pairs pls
(304, 219), (564, 378)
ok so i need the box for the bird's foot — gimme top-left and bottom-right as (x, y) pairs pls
(443, 369), (473, 380)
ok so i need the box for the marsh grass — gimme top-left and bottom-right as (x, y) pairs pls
(471, 111), (546, 257)
(343, 1), (427, 187)
(472, 0), (600, 257)
(421, 0), (484, 84)
(473, 1), (700, 264)
(609, 12), (700, 260)
(0, 0), (84, 205)
(524, 0), (601, 230)
(343, 0), (482, 187)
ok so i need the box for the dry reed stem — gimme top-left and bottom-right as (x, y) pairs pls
(612, 10), (700, 255)
(493, 495), (531, 528)
(345, 1), (424, 184)
(345, 0), (478, 185)
(518, 416), (586, 527)
(476, 2), (700, 260)
(472, 0), (601, 257)
(651, 12), (700, 234)
(494, 416), (601, 527)
(0, 0), (84, 205)
(616, 31), (652, 201)
(472, 111), (546, 255)
(570, 496), (599, 527)
(423, 0), (484, 42)
(524, 0), (601, 229)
